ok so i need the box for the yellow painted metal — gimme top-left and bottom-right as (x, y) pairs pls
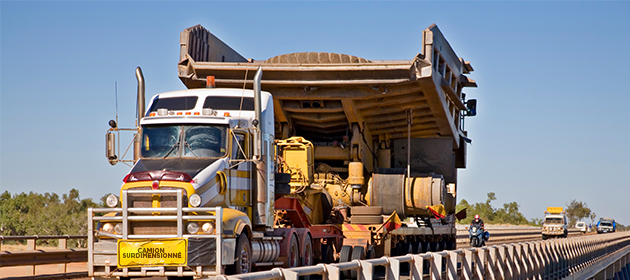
(347, 162), (364, 185)
(117, 239), (187, 267)
(222, 208), (252, 238)
(276, 137), (314, 189)
(547, 207), (564, 214)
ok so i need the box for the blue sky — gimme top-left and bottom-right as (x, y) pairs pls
(1, 1), (629, 225)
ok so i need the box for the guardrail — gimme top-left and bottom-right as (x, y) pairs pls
(455, 227), (581, 244)
(0, 229), (615, 280)
(221, 231), (630, 280)
(0, 235), (87, 278)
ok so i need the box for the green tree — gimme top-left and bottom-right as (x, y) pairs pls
(456, 192), (534, 226)
(0, 189), (99, 247)
(565, 200), (591, 226)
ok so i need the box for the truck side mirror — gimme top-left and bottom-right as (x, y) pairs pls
(465, 99), (477, 117)
(106, 131), (118, 165)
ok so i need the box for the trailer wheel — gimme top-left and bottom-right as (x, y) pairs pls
(300, 234), (313, 280)
(350, 246), (366, 279)
(228, 234), (252, 274)
(445, 239), (456, 250)
(420, 241), (428, 253)
(287, 233), (300, 268)
(339, 245), (353, 278)
(320, 243), (334, 263)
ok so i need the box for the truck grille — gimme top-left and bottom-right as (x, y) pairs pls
(127, 187), (188, 208)
(130, 221), (178, 235)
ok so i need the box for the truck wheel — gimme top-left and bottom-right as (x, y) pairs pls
(321, 243), (335, 263)
(351, 206), (383, 216)
(429, 242), (438, 252)
(350, 246), (365, 279)
(287, 233), (300, 268)
(299, 234), (313, 280)
(228, 234), (252, 274)
(420, 241), (428, 253)
(339, 245), (353, 278)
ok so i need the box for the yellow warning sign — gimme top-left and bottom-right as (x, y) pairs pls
(118, 239), (187, 267)
(547, 207), (563, 214)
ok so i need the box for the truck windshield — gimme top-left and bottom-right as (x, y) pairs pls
(600, 222), (613, 227)
(141, 124), (227, 158)
(544, 217), (563, 224)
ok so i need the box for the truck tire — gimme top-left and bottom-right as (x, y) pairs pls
(320, 243), (335, 263)
(275, 183), (291, 195)
(299, 234), (313, 280)
(276, 173), (292, 184)
(351, 206), (383, 216)
(287, 233), (300, 268)
(227, 234), (252, 274)
(350, 246), (365, 279)
(350, 215), (383, 224)
(339, 245), (353, 278)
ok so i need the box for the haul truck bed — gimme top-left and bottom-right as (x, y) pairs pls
(177, 25), (477, 179)
(176, 24), (478, 256)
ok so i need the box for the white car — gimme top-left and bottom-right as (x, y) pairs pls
(575, 221), (587, 233)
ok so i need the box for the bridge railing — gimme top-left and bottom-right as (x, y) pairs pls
(0, 235), (87, 277)
(222, 231), (630, 280)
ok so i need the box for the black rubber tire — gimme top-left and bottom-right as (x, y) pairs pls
(350, 246), (365, 279)
(351, 215), (383, 224)
(420, 241), (429, 253)
(351, 206), (383, 216)
(339, 245), (353, 278)
(429, 242), (438, 252)
(227, 234), (252, 274)
(275, 183), (291, 195)
(276, 172), (292, 184)
(287, 233), (300, 268)
(299, 234), (313, 280)
(470, 238), (478, 248)
(366, 245), (375, 259)
(446, 239), (456, 250)
(321, 243), (335, 263)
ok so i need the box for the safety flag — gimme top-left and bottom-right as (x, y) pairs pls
(383, 211), (402, 232)
(427, 204), (446, 220)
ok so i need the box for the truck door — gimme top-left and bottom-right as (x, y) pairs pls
(228, 132), (251, 210)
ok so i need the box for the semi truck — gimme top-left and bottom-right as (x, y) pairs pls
(541, 207), (568, 239)
(88, 24), (478, 279)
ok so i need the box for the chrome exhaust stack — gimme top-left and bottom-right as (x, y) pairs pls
(133, 67), (145, 162)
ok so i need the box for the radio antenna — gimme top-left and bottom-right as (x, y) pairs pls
(115, 81), (119, 125)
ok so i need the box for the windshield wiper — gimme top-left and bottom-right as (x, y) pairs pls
(163, 141), (180, 159)
(184, 141), (199, 158)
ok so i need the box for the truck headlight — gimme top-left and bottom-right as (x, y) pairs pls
(202, 222), (215, 234)
(106, 194), (119, 208)
(187, 222), (199, 234)
(189, 194), (201, 207)
(114, 223), (123, 234)
(102, 223), (114, 233)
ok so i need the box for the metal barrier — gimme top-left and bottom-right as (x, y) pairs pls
(224, 231), (630, 280)
(2, 230), (627, 279)
(0, 235), (87, 277)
